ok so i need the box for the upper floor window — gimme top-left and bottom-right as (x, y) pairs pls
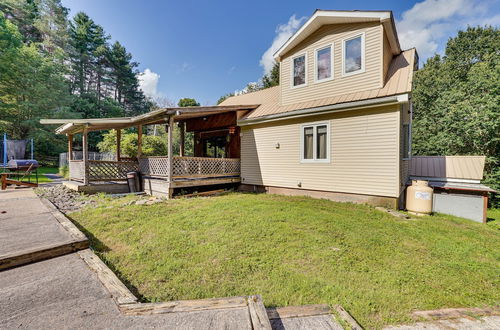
(343, 33), (365, 76)
(315, 44), (333, 82)
(301, 122), (330, 163)
(292, 53), (306, 87)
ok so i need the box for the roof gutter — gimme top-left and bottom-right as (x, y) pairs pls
(238, 93), (409, 126)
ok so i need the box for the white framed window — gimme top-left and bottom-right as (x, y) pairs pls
(314, 44), (333, 82)
(342, 33), (365, 76)
(291, 53), (307, 88)
(300, 122), (330, 163)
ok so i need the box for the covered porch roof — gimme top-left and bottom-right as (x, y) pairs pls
(40, 104), (259, 135)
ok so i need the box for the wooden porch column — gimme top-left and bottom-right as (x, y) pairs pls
(115, 129), (121, 161)
(179, 121), (185, 157)
(137, 125), (142, 159)
(67, 134), (73, 161)
(82, 128), (89, 185)
(167, 116), (174, 199)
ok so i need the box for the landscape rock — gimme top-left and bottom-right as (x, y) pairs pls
(35, 185), (96, 213)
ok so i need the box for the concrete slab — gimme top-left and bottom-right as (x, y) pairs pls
(0, 253), (253, 329)
(0, 189), (76, 257)
(383, 316), (500, 329)
(271, 315), (343, 330)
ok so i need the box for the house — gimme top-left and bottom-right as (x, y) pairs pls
(41, 10), (417, 209)
(220, 10), (417, 208)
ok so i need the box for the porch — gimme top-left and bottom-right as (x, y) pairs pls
(41, 104), (257, 197)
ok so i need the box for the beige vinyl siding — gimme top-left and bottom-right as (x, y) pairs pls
(382, 29), (393, 85)
(241, 104), (400, 197)
(280, 22), (383, 106)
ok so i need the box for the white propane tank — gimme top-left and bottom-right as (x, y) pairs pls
(406, 180), (433, 216)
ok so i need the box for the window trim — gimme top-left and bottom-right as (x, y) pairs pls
(314, 43), (334, 83)
(300, 121), (331, 163)
(290, 52), (308, 88)
(342, 32), (365, 77)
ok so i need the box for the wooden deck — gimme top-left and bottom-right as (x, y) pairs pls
(68, 156), (241, 196)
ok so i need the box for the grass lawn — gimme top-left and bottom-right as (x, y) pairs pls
(70, 193), (500, 329)
(2, 166), (58, 183)
(34, 167), (59, 183)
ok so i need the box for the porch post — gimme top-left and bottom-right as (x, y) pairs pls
(179, 121), (185, 157)
(137, 125), (142, 159)
(82, 128), (89, 185)
(167, 116), (174, 199)
(67, 134), (73, 161)
(116, 129), (121, 161)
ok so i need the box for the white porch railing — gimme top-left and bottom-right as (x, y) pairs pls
(139, 156), (240, 179)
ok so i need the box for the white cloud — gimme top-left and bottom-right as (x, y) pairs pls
(260, 14), (307, 74)
(138, 69), (161, 98)
(397, 0), (499, 60)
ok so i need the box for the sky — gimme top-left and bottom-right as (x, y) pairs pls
(61, 0), (499, 105)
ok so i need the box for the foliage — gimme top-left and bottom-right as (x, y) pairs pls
(217, 61), (279, 102)
(71, 193), (500, 329)
(0, 0), (151, 160)
(177, 98), (199, 107)
(262, 61), (280, 88)
(412, 26), (499, 202)
(216, 92), (234, 105)
(97, 130), (167, 157)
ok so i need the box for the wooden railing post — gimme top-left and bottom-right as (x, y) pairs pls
(167, 116), (174, 198)
(116, 129), (121, 161)
(82, 128), (89, 185)
(179, 121), (185, 157)
(137, 125), (142, 159)
(67, 134), (73, 161)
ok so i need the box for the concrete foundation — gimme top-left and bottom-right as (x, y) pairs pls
(239, 184), (398, 209)
(63, 181), (129, 194)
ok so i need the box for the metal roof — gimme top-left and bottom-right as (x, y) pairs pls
(409, 156), (486, 181)
(40, 105), (258, 134)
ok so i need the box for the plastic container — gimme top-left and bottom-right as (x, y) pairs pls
(406, 180), (433, 216)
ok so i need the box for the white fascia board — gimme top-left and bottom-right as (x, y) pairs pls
(274, 10), (392, 60)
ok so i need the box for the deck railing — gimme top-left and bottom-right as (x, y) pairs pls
(68, 160), (85, 181)
(139, 156), (240, 179)
(69, 159), (139, 182)
(69, 157), (240, 182)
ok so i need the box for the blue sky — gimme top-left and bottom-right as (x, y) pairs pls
(62, 0), (499, 105)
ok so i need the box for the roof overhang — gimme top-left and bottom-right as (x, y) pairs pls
(238, 93), (409, 126)
(274, 10), (401, 61)
(40, 105), (259, 135)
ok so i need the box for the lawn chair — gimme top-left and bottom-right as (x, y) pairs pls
(1, 163), (38, 190)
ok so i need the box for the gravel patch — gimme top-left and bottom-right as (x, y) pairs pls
(35, 185), (96, 213)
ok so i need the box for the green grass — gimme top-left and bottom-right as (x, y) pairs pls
(2, 166), (58, 183)
(70, 193), (500, 329)
(34, 167), (59, 183)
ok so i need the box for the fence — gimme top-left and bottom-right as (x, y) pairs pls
(59, 151), (116, 168)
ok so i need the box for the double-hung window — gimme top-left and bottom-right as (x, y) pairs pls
(292, 53), (307, 87)
(315, 44), (333, 82)
(301, 122), (330, 163)
(342, 33), (365, 76)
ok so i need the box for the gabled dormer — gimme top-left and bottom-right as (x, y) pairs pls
(274, 10), (401, 106)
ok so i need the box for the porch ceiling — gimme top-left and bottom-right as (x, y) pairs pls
(40, 104), (259, 135)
